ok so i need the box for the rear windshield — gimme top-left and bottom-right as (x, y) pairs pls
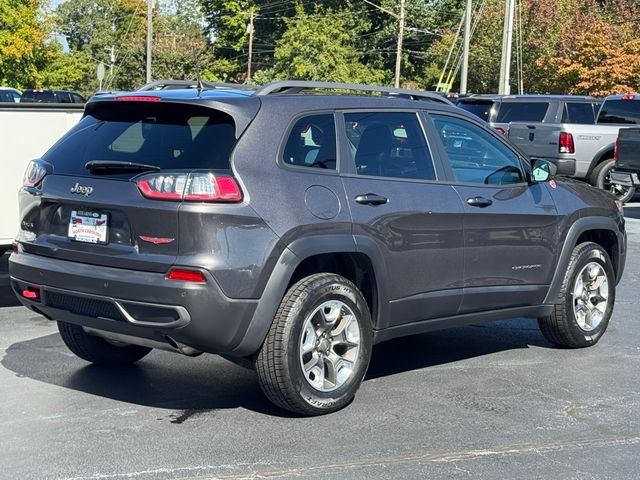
(457, 101), (495, 122)
(598, 99), (640, 124)
(495, 102), (549, 123)
(42, 102), (236, 176)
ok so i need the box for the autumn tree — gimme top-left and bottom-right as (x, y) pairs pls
(0, 0), (56, 88)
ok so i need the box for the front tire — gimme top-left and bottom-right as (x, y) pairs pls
(256, 273), (373, 416)
(591, 158), (636, 203)
(538, 242), (615, 348)
(57, 321), (152, 366)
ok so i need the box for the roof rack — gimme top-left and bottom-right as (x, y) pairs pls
(136, 80), (256, 92)
(253, 81), (453, 105)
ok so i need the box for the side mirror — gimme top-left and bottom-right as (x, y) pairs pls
(531, 158), (557, 183)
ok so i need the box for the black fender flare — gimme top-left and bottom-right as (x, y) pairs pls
(230, 234), (389, 356)
(543, 216), (626, 304)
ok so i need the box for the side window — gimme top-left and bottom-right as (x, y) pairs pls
(282, 114), (337, 169)
(344, 111), (435, 180)
(495, 102), (549, 122)
(562, 103), (596, 124)
(430, 114), (524, 185)
(71, 93), (85, 104)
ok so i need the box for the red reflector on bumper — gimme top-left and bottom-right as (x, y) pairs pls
(167, 269), (207, 283)
(22, 289), (40, 300)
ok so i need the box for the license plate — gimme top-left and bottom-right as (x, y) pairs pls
(68, 210), (109, 244)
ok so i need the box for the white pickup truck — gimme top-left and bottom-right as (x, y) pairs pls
(508, 94), (640, 203)
(0, 103), (83, 250)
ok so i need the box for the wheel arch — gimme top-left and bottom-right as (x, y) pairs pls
(543, 217), (625, 304)
(230, 234), (388, 356)
(586, 145), (615, 180)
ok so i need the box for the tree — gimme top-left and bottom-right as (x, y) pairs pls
(0, 0), (54, 88)
(257, 4), (383, 84)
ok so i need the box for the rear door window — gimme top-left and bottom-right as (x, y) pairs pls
(562, 103), (596, 124)
(42, 102), (237, 177)
(495, 102), (549, 122)
(282, 114), (337, 170)
(598, 99), (640, 124)
(344, 111), (436, 181)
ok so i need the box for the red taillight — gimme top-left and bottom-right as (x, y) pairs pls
(614, 136), (620, 162)
(23, 160), (48, 187)
(559, 132), (575, 154)
(12, 242), (19, 254)
(115, 95), (161, 102)
(22, 288), (40, 300)
(167, 268), (207, 283)
(495, 127), (506, 135)
(135, 172), (242, 203)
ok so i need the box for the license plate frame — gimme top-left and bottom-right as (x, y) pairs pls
(68, 210), (109, 245)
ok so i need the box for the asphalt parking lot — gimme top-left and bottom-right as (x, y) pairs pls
(1, 206), (640, 480)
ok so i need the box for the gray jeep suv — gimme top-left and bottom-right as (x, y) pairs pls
(10, 81), (626, 415)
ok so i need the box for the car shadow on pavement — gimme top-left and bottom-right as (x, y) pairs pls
(1, 317), (549, 416)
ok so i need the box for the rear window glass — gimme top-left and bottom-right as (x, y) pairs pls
(457, 101), (495, 122)
(495, 102), (549, 122)
(561, 103), (597, 124)
(598, 99), (640, 124)
(21, 91), (56, 103)
(42, 102), (236, 176)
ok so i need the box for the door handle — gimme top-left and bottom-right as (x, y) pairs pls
(466, 196), (493, 208)
(355, 193), (388, 206)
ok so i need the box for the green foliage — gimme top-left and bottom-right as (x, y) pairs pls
(2, 0), (640, 95)
(261, 4), (383, 84)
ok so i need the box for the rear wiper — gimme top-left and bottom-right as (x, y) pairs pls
(85, 160), (161, 173)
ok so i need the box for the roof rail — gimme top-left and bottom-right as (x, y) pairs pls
(137, 80), (256, 92)
(253, 80), (453, 105)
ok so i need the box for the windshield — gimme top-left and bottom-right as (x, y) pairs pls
(42, 102), (237, 177)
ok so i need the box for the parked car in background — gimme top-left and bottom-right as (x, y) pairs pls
(9, 80), (626, 416)
(610, 127), (640, 190)
(0, 87), (21, 103)
(20, 89), (85, 104)
(508, 94), (640, 203)
(457, 94), (601, 134)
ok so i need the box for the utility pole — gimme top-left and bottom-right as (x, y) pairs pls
(394, 0), (405, 88)
(146, 0), (153, 83)
(460, 0), (472, 94)
(109, 45), (115, 78)
(247, 9), (255, 82)
(498, 0), (515, 95)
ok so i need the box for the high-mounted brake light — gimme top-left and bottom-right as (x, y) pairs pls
(167, 269), (207, 283)
(559, 132), (575, 154)
(622, 94), (636, 100)
(23, 161), (48, 187)
(115, 95), (161, 102)
(135, 172), (242, 202)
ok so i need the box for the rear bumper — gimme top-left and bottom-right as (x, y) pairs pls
(610, 170), (640, 187)
(9, 252), (259, 355)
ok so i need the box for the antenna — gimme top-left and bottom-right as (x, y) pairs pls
(193, 47), (204, 93)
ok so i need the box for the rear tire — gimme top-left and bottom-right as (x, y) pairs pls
(256, 273), (373, 416)
(57, 321), (151, 366)
(591, 158), (636, 203)
(538, 242), (615, 348)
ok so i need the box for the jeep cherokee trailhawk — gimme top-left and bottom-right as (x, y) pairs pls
(10, 81), (626, 415)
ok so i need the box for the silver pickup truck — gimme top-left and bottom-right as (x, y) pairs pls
(508, 94), (640, 203)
